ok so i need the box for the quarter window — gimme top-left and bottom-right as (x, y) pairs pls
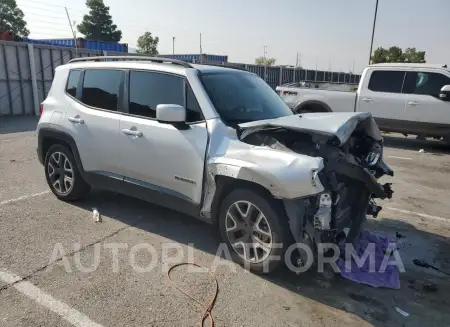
(403, 72), (450, 97)
(81, 69), (121, 111)
(65, 70), (81, 97)
(368, 70), (405, 93)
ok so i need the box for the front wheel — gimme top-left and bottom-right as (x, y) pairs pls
(218, 187), (292, 274)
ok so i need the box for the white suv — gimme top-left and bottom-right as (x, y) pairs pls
(37, 56), (394, 273)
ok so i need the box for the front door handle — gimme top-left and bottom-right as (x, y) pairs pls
(362, 97), (374, 103)
(121, 128), (143, 137)
(408, 101), (420, 106)
(68, 116), (84, 124)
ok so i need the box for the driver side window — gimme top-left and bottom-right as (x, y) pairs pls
(403, 72), (450, 97)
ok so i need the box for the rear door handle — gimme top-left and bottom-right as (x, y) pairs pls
(68, 116), (84, 124)
(121, 128), (143, 137)
(362, 98), (374, 103)
(408, 101), (420, 106)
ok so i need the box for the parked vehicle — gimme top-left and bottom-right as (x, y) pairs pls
(277, 63), (450, 142)
(36, 56), (393, 273)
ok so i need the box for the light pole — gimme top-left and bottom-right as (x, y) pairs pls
(368, 0), (379, 64)
(172, 37), (175, 54)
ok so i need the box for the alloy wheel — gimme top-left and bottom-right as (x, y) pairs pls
(47, 152), (74, 195)
(225, 200), (273, 263)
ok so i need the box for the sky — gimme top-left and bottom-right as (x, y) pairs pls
(16, 0), (450, 73)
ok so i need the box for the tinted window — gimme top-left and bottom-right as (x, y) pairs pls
(81, 70), (121, 111)
(200, 72), (292, 124)
(186, 85), (203, 122)
(368, 70), (405, 93)
(129, 71), (184, 119)
(403, 72), (450, 97)
(66, 70), (81, 97)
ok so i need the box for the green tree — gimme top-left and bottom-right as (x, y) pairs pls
(255, 56), (276, 66)
(0, 0), (29, 37)
(77, 0), (121, 42)
(371, 46), (426, 64)
(136, 32), (159, 55)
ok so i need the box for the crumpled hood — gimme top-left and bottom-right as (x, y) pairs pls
(238, 112), (382, 145)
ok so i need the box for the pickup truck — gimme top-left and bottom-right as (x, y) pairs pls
(276, 63), (450, 142)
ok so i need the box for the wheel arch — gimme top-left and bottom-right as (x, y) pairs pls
(294, 100), (332, 113)
(38, 128), (85, 175)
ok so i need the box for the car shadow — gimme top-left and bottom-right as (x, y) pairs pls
(69, 190), (450, 327)
(382, 134), (450, 155)
(0, 116), (39, 134)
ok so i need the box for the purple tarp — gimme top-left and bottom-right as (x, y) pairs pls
(337, 229), (401, 289)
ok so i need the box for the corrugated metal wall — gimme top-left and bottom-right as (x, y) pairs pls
(0, 40), (362, 116)
(0, 40), (124, 116)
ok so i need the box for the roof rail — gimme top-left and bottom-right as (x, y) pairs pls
(68, 56), (193, 68)
(194, 62), (248, 72)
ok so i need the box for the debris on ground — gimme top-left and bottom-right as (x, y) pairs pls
(282, 306), (291, 311)
(413, 259), (450, 276)
(423, 283), (438, 293)
(394, 307), (409, 317)
(395, 232), (404, 239)
(419, 149), (425, 153)
(92, 208), (101, 223)
(337, 229), (400, 289)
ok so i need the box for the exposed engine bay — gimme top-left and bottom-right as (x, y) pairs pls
(238, 114), (394, 259)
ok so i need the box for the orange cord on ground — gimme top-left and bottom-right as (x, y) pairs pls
(167, 263), (219, 327)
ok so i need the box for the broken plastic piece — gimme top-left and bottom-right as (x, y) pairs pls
(92, 208), (101, 223)
(314, 193), (332, 230)
(395, 307), (409, 317)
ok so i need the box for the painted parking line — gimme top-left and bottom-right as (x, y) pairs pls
(385, 207), (448, 223)
(386, 156), (413, 160)
(0, 269), (104, 327)
(0, 191), (50, 206)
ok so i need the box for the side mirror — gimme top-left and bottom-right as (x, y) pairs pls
(156, 104), (186, 124)
(439, 85), (450, 101)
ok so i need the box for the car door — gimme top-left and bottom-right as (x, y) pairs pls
(64, 68), (123, 177)
(357, 69), (408, 123)
(119, 70), (208, 207)
(402, 70), (450, 128)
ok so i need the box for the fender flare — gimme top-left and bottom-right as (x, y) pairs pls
(294, 100), (332, 113)
(37, 128), (86, 176)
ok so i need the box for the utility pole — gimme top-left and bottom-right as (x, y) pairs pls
(199, 33), (203, 63)
(368, 0), (379, 64)
(172, 37), (175, 54)
(65, 7), (77, 55)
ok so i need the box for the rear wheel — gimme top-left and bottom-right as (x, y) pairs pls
(218, 187), (292, 273)
(44, 144), (90, 201)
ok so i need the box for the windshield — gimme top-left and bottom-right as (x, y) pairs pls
(200, 72), (293, 124)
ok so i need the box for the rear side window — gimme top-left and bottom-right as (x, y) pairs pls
(81, 69), (121, 111)
(403, 72), (450, 97)
(368, 70), (405, 93)
(65, 70), (81, 97)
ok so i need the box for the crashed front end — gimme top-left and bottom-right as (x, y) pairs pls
(235, 112), (394, 253)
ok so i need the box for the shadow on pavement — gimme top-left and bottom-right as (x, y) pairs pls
(0, 116), (39, 134)
(68, 190), (450, 327)
(383, 134), (450, 155)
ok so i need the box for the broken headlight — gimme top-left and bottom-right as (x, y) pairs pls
(365, 143), (382, 166)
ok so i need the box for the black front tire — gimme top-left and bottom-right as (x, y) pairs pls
(218, 187), (292, 274)
(44, 144), (90, 201)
